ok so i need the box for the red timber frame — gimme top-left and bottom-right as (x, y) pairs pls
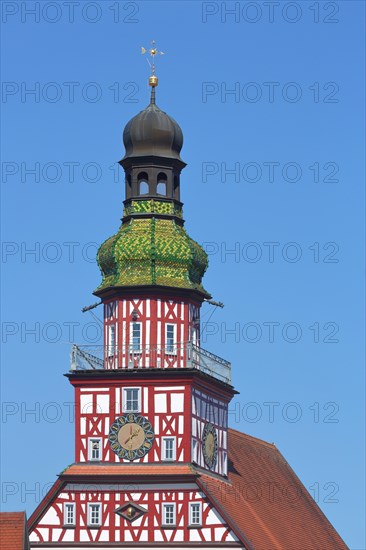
(69, 370), (235, 467)
(28, 473), (243, 546)
(102, 290), (201, 371)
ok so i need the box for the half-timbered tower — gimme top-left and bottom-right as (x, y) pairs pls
(28, 61), (348, 550)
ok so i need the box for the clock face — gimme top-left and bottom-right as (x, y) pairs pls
(202, 422), (218, 469)
(108, 414), (154, 461)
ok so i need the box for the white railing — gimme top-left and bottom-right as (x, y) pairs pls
(70, 342), (231, 384)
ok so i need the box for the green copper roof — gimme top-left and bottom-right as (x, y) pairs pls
(96, 211), (209, 296)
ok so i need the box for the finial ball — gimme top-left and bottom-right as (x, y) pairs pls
(149, 75), (158, 87)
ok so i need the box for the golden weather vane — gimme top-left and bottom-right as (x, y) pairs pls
(141, 40), (165, 88)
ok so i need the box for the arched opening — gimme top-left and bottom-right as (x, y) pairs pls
(157, 173), (167, 196)
(138, 172), (149, 195)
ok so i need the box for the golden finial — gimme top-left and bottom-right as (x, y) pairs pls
(141, 40), (165, 88)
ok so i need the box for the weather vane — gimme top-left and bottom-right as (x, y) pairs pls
(141, 40), (165, 88)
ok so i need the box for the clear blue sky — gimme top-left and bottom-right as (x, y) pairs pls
(1, 1), (364, 548)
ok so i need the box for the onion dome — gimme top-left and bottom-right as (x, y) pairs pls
(122, 100), (183, 161)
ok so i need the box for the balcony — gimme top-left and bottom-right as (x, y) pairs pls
(70, 342), (231, 385)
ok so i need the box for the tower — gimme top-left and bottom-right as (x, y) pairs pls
(28, 53), (348, 549)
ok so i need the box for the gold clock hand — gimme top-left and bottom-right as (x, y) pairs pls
(124, 427), (140, 445)
(131, 428), (140, 439)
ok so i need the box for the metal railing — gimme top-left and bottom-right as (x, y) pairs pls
(70, 342), (231, 384)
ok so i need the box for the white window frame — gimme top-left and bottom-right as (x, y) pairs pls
(131, 322), (142, 352)
(162, 502), (176, 527)
(165, 323), (176, 354)
(87, 503), (102, 527)
(123, 387), (141, 413)
(189, 502), (202, 526)
(63, 502), (76, 527)
(107, 324), (116, 356)
(88, 437), (102, 461)
(162, 436), (176, 461)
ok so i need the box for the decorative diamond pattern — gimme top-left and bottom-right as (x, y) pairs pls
(114, 502), (147, 523)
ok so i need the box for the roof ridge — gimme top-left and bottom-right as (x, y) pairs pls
(228, 427), (277, 449)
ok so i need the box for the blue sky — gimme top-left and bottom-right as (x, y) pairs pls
(1, 1), (365, 548)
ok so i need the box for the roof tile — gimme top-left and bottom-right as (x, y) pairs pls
(198, 429), (348, 550)
(0, 512), (28, 550)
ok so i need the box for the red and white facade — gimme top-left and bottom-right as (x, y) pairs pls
(29, 477), (240, 546)
(28, 73), (241, 546)
(103, 294), (200, 370)
(28, 288), (239, 547)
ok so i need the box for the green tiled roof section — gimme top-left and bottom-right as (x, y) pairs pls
(123, 199), (183, 218)
(96, 216), (209, 294)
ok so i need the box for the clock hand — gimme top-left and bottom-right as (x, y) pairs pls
(124, 427), (140, 445)
(131, 428), (140, 439)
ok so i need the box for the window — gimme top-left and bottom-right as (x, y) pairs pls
(131, 322), (141, 352)
(123, 387), (141, 412)
(64, 503), (75, 527)
(162, 503), (176, 526)
(88, 503), (101, 527)
(156, 181), (167, 195)
(138, 172), (149, 195)
(139, 180), (149, 194)
(162, 437), (176, 461)
(108, 324), (116, 356)
(88, 438), (102, 461)
(166, 323), (175, 353)
(189, 502), (202, 526)
(157, 173), (167, 196)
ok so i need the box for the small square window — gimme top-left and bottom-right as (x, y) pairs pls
(88, 438), (102, 461)
(189, 502), (202, 526)
(123, 388), (141, 412)
(162, 503), (176, 526)
(64, 503), (75, 527)
(88, 503), (101, 527)
(162, 437), (176, 461)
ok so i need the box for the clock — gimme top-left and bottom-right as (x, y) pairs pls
(108, 414), (154, 461)
(202, 422), (218, 469)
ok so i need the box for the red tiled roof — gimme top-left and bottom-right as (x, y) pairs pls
(0, 512), (28, 550)
(198, 428), (348, 550)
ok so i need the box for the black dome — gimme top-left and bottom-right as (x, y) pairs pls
(122, 101), (183, 160)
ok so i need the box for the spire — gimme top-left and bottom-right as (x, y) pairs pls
(149, 75), (157, 104)
(141, 40), (164, 105)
